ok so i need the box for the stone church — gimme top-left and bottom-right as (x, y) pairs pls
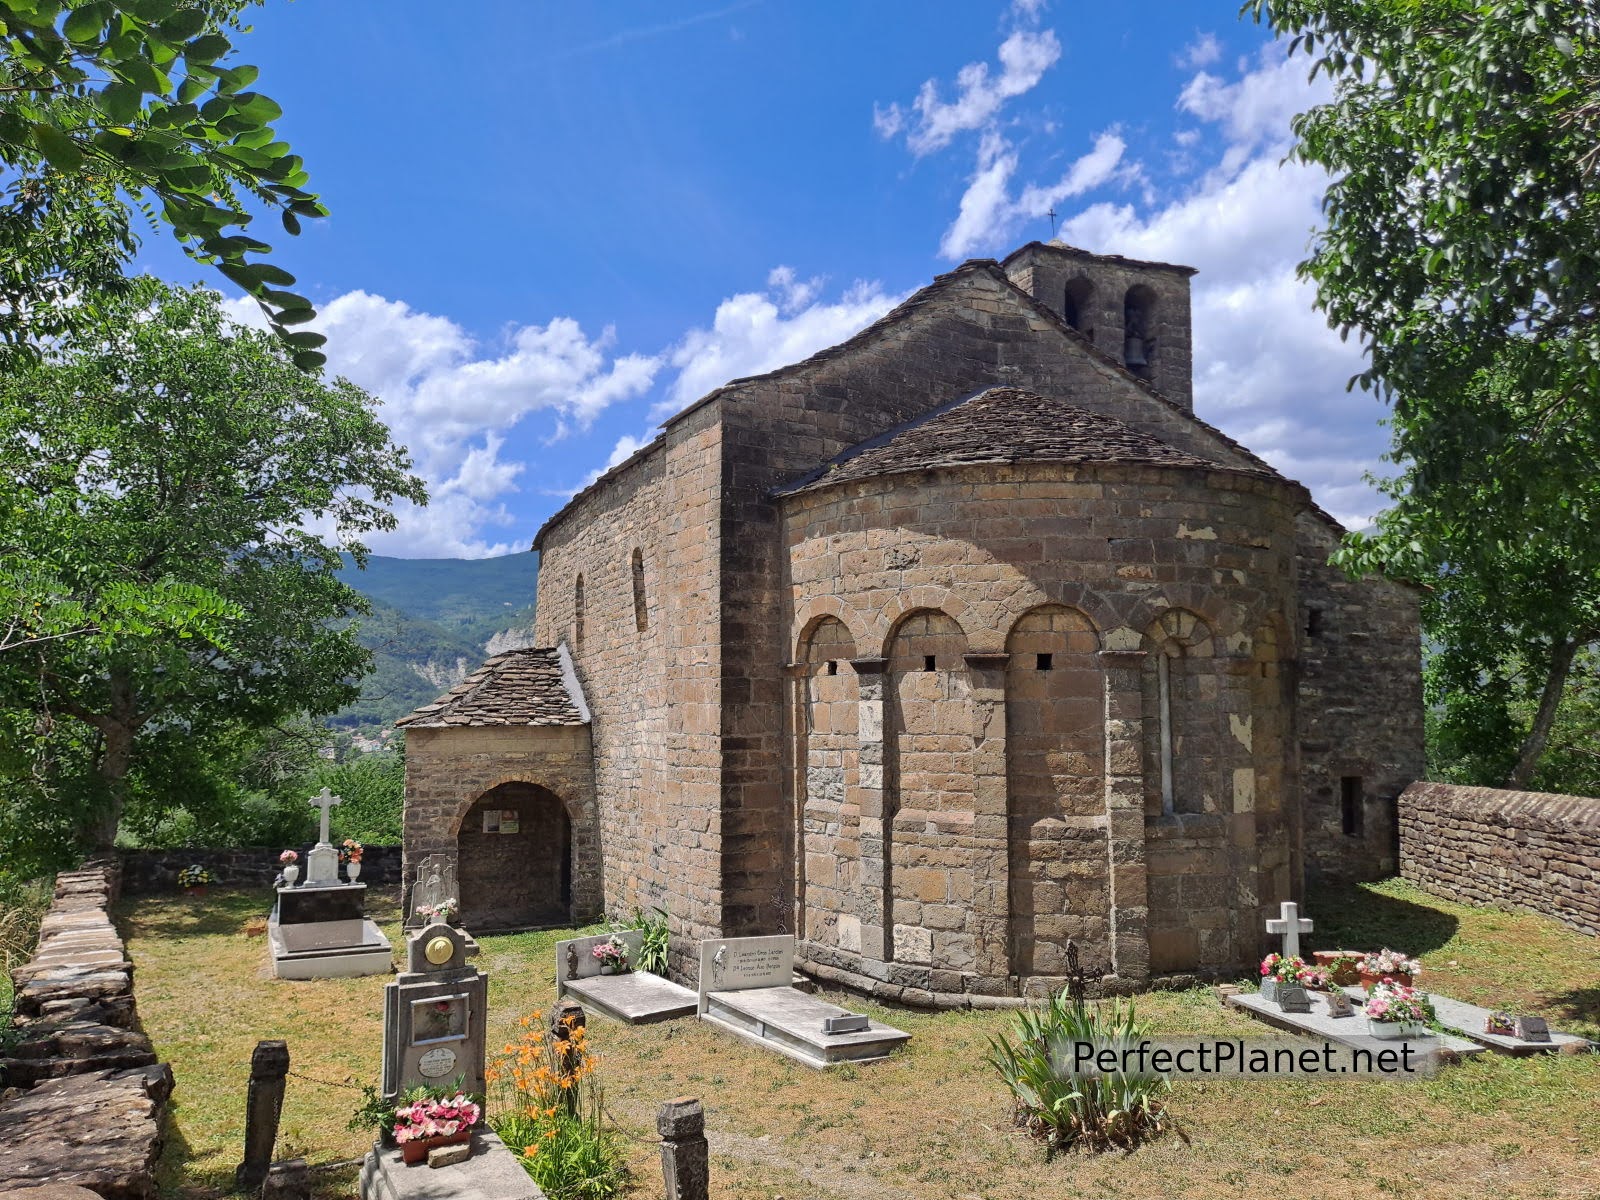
(400, 240), (1423, 1001)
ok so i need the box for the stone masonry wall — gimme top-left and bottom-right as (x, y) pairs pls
(1399, 782), (1600, 936)
(403, 724), (601, 926)
(1295, 516), (1426, 881)
(707, 262), (1278, 943)
(533, 401), (725, 967)
(0, 861), (175, 1199)
(782, 459), (1303, 1000)
(120, 844), (402, 894)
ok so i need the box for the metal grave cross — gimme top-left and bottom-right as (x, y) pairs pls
(1265, 901), (1313, 960)
(309, 788), (342, 847)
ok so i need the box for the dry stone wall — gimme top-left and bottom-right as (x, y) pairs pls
(1399, 782), (1600, 936)
(0, 862), (173, 1199)
(119, 844), (402, 894)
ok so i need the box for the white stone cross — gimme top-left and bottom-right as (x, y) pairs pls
(310, 787), (342, 847)
(1265, 900), (1313, 960)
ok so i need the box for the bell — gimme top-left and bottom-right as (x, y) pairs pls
(1124, 335), (1148, 367)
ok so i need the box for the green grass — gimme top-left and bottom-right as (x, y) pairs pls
(117, 879), (1600, 1200)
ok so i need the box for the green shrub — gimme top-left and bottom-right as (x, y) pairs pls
(626, 906), (671, 975)
(985, 947), (1172, 1154)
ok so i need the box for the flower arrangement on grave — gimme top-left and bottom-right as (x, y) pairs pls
(1364, 982), (1434, 1039)
(339, 838), (364, 864)
(415, 897), (458, 924)
(1314, 952), (1362, 987)
(1486, 1011), (1517, 1036)
(278, 850), (298, 865)
(591, 934), (631, 974)
(1359, 949), (1421, 989)
(177, 864), (213, 891)
(382, 1085), (482, 1163)
(1298, 965), (1333, 992)
(1258, 953), (1308, 1003)
(488, 1010), (628, 1197)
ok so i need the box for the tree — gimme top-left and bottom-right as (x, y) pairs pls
(0, 278), (426, 851)
(0, 0), (327, 364)
(1248, 0), (1600, 789)
(1245, 0), (1600, 409)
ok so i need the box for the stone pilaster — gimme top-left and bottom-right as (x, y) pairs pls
(850, 657), (889, 961)
(1099, 648), (1149, 984)
(1219, 653), (1261, 967)
(963, 652), (1011, 979)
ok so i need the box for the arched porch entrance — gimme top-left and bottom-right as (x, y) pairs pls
(457, 782), (572, 930)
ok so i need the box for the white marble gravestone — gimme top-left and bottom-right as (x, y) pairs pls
(696, 934), (909, 1069)
(304, 788), (343, 886)
(1265, 901), (1313, 960)
(555, 930), (696, 1025)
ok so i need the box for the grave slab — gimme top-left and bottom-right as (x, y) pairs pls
(554, 932), (696, 1024)
(268, 911), (392, 980)
(695, 936), (910, 1070)
(359, 1130), (547, 1200)
(1228, 989), (1485, 1060)
(1339, 986), (1592, 1056)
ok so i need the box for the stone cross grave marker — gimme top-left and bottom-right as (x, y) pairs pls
(1265, 901), (1313, 961)
(305, 788), (342, 885)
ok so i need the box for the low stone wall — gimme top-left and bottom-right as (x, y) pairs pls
(119, 843), (403, 894)
(0, 861), (174, 1199)
(1399, 781), (1600, 936)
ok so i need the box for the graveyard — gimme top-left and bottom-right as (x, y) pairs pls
(110, 875), (1599, 1200)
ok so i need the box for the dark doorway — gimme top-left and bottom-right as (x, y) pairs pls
(458, 782), (571, 930)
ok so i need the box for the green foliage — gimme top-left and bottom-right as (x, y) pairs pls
(0, 278), (426, 855)
(985, 957), (1172, 1155)
(625, 906), (670, 975)
(494, 1099), (628, 1200)
(0, 0), (328, 363)
(1244, 0), (1600, 412)
(320, 749), (405, 845)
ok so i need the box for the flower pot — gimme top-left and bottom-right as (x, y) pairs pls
(346, 860), (362, 883)
(1275, 984), (1312, 1013)
(183, 885), (208, 898)
(399, 1129), (471, 1165)
(1367, 1019), (1423, 1040)
(599, 963), (630, 976)
(1359, 970), (1413, 991)
(282, 864), (299, 885)
(1312, 952), (1362, 986)
(1259, 977), (1278, 1003)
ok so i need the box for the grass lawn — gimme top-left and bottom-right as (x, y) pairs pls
(118, 878), (1600, 1200)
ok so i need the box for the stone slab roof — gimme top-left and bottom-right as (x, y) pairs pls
(775, 386), (1242, 497)
(397, 646), (589, 728)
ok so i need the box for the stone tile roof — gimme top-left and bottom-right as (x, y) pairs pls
(396, 647), (588, 728)
(776, 386), (1242, 496)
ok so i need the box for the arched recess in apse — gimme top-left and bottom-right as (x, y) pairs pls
(796, 617), (860, 954)
(1003, 605), (1105, 978)
(885, 609), (973, 969)
(1141, 609), (1217, 818)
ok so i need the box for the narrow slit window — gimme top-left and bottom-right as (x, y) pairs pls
(923, 654), (937, 672)
(1306, 608), (1323, 638)
(826, 660), (838, 676)
(630, 548), (647, 632)
(1341, 776), (1364, 837)
(574, 575), (585, 651)
(1158, 651), (1175, 815)
(1036, 652), (1053, 671)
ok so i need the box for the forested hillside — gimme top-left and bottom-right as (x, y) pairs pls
(332, 552), (539, 731)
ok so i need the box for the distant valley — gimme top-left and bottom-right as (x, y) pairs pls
(331, 551), (539, 733)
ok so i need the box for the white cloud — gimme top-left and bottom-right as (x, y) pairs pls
(1010, 0), (1049, 21)
(877, 28), (1062, 157)
(1177, 32), (1222, 69)
(1052, 52), (1383, 528)
(940, 129), (1129, 259)
(657, 276), (905, 420)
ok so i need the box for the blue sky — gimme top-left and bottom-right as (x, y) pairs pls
(140, 0), (1390, 557)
